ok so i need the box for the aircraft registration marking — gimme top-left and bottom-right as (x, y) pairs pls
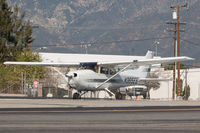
(124, 77), (138, 84)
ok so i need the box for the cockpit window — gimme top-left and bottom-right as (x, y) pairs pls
(79, 62), (97, 71)
(100, 67), (109, 75)
(100, 67), (116, 75)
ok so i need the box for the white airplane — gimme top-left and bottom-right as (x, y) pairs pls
(4, 51), (193, 99)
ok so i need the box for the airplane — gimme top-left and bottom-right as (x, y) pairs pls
(4, 51), (194, 99)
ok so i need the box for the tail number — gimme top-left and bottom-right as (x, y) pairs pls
(124, 77), (138, 85)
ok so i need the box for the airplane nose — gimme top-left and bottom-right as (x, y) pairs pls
(65, 72), (77, 78)
(68, 78), (76, 88)
(65, 72), (78, 88)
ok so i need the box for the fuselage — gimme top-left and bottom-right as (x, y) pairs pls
(67, 69), (145, 92)
(66, 51), (153, 92)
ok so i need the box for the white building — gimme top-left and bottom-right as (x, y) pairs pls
(150, 68), (200, 100)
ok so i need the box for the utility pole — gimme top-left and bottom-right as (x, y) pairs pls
(167, 2), (188, 99)
(166, 22), (177, 99)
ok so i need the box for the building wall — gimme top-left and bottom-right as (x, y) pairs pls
(150, 68), (200, 100)
(187, 69), (200, 100)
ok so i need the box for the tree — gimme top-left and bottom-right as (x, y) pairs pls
(0, 0), (45, 93)
(182, 85), (190, 100)
(15, 49), (46, 84)
(0, 63), (20, 93)
(0, 0), (33, 62)
(0, 48), (46, 93)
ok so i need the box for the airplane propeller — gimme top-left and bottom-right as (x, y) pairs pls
(65, 72), (73, 89)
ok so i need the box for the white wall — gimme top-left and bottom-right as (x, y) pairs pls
(150, 68), (200, 100)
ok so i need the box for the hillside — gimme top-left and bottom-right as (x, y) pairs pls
(7, 0), (200, 59)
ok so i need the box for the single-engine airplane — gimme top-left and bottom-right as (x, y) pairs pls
(4, 51), (193, 99)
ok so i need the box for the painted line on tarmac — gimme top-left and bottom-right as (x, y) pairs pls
(0, 108), (200, 113)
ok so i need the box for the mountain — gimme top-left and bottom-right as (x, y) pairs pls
(7, 0), (200, 59)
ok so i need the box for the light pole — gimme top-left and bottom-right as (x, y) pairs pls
(154, 41), (159, 56)
(81, 44), (91, 54)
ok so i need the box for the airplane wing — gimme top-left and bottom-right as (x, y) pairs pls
(4, 56), (194, 66)
(3, 61), (79, 66)
(98, 56), (194, 66)
(4, 56), (193, 66)
(95, 56), (193, 89)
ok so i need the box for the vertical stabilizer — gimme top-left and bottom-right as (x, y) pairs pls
(145, 50), (154, 59)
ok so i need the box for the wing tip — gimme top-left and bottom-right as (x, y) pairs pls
(184, 57), (195, 61)
(3, 62), (9, 65)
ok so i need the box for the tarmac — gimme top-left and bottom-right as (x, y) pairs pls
(1, 98), (200, 133)
(0, 98), (200, 108)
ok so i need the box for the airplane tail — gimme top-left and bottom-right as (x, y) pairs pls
(133, 51), (154, 78)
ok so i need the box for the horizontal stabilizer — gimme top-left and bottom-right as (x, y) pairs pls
(139, 78), (172, 82)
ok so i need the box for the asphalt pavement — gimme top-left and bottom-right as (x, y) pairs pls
(1, 99), (200, 108)
(0, 99), (200, 133)
(0, 107), (200, 133)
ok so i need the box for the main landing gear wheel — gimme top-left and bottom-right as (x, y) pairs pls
(73, 93), (81, 99)
(143, 93), (147, 99)
(115, 92), (123, 100)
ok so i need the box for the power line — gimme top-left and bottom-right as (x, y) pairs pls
(187, 22), (200, 27)
(181, 38), (200, 48)
(31, 36), (172, 48)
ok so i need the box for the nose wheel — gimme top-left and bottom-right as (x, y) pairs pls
(73, 92), (81, 99)
(72, 91), (88, 99)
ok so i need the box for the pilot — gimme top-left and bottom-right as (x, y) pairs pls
(118, 68), (120, 72)
(94, 65), (98, 72)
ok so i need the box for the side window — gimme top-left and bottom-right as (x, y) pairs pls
(100, 67), (116, 75)
(100, 67), (109, 75)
